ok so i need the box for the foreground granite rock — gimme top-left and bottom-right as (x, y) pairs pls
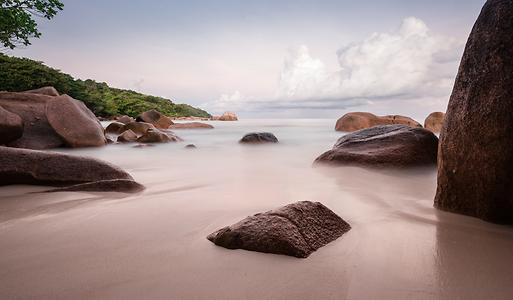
(136, 109), (173, 129)
(335, 112), (422, 132)
(435, 0), (513, 224)
(424, 112), (445, 133)
(239, 132), (279, 144)
(315, 125), (438, 168)
(207, 201), (350, 258)
(0, 146), (141, 192)
(0, 106), (23, 144)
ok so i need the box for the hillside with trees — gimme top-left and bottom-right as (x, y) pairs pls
(0, 54), (211, 118)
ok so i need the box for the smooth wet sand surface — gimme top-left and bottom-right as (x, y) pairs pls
(1, 120), (512, 300)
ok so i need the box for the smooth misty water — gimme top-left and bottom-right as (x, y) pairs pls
(1, 119), (513, 300)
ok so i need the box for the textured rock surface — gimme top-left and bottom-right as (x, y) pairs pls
(0, 92), (65, 149)
(207, 201), (350, 258)
(46, 95), (107, 147)
(25, 86), (60, 97)
(122, 122), (155, 136)
(117, 129), (138, 143)
(170, 122), (214, 129)
(424, 112), (445, 133)
(0, 146), (134, 186)
(0, 106), (23, 144)
(136, 109), (173, 129)
(335, 112), (422, 132)
(136, 129), (179, 143)
(435, 0), (513, 223)
(315, 125), (438, 168)
(239, 132), (279, 144)
(105, 122), (126, 135)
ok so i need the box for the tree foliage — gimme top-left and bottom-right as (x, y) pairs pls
(0, 0), (64, 50)
(0, 54), (211, 118)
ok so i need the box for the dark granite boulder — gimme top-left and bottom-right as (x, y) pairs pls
(435, 0), (513, 223)
(0, 146), (139, 191)
(207, 201), (351, 258)
(239, 132), (279, 144)
(315, 125), (438, 168)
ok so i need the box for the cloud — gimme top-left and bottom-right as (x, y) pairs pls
(205, 17), (463, 115)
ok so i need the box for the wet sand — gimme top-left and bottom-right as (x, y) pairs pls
(1, 120), (512, 299)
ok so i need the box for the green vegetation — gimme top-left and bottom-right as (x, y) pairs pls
(0, 54), (211, 118)
(0, 0), (64, 50)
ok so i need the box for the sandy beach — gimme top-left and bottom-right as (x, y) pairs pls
(1, 119), (512, 300)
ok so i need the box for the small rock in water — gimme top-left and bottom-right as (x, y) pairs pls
(207, 201), (351, 258)
(117, 129), (138, 143)
(185, 144), (197, 149)
(239, 132), (278, 144)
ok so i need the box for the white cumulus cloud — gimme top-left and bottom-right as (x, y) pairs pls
(205, 17), (463, 115)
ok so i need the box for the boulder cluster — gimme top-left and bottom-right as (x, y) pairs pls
(0, 87), (143, 193)
(0, 87), (106, 149)
(106, 110), (182, 144)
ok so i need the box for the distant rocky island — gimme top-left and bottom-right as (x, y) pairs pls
(0, 54), (211, 119)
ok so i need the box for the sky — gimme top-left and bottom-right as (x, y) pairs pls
(9, 0), (486, 119)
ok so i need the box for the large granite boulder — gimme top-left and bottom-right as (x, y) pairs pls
(335, 112), (422, 132)
(0, 92), (65, 149)
(136, 109), (173, 129)
(169, 122), (214, 129)
(46, 95), (106, 147)
(315, 125), (438, 168)
(435, 0), (513, 224)
(0, 106), (23, 144)
(0, 146), (142, 193)
(207, 201), (351, 258)
(424, 112), (445, 133)
(0, 91), (107, 149)
(239, 132), (279, 144)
